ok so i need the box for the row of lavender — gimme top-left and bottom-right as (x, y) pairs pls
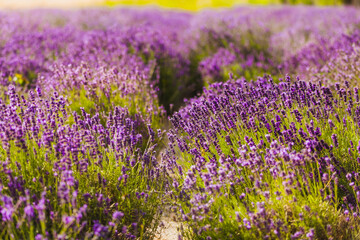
(1, 6), (360, 239)
(164, 7), (360, 240)
(0, 8), (177, 239)
(166, 76), (360, 239)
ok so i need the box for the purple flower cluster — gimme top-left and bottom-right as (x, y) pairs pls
(199, 48), (237, 84)
(0, 9), (196, 112)
(0, 83), (164, 238)
(282, 30), (360, 84)
(190, 7), (360, 83)
(164, 75), (360, 239)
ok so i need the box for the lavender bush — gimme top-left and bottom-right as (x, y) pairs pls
(164, 76), (360, 239)
(0, 84), (167, 238)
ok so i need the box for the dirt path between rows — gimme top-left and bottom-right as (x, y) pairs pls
(156, 218), (181, 240)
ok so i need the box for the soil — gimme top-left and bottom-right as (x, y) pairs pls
(155, 218), (181, 240)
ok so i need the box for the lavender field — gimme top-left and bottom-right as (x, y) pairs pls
(1, 6), (360, 239)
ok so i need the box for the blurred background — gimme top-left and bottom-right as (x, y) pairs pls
(0, 0), (359, 10)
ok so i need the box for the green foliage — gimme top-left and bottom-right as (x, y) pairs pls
(0, 106), (165, 239)
(167, 79), (360, 239)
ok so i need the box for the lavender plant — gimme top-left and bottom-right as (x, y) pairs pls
(0, 85), (166, 238)
(164, 76), (360, 239)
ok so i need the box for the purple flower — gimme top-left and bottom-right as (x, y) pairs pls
(1, 206), (14, 222)
(306, 229), (315, 239)
(243, 218), (251, 230)
(35, 234), (44, 240)
(62, 216), (75, 225)
(112, 211), (124, 221)
(24, 205), (35, 219)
